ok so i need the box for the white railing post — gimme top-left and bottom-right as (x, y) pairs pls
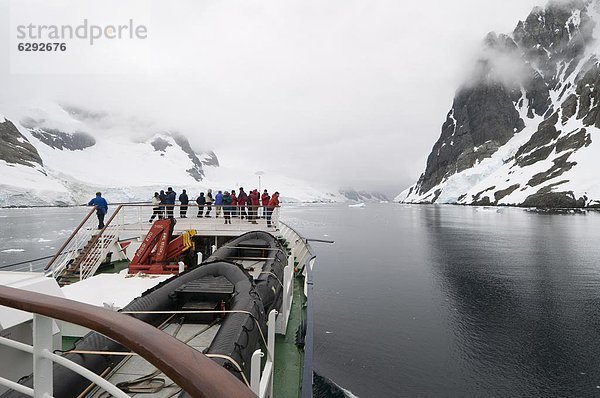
(277, 265), (292, 334)
(290, 246), (296, 269)
(250, 349), (263, 395)
(267, 309), (277, 396)
(33, 314), (53, 398)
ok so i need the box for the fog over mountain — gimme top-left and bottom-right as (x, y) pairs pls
(399, 0), (600, 208)
(0, 0), (545, 199)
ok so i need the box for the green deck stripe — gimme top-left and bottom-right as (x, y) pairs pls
(273, 275), (306, 398)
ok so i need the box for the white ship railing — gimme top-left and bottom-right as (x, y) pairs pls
(278, 221), (317, 398)
(0, 286), (255, 398)
(0, 314), (129, 398)
(115, 203), (281, 233)
(250, 309), (277, 398)
(40, 203), (281, 281)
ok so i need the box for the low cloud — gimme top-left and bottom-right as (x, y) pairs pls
(0, 0), (544, 194)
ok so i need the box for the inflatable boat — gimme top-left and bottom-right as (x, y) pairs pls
(1, 231), (288, 398)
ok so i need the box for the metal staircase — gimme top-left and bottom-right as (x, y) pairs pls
(46, 205), (124, 285)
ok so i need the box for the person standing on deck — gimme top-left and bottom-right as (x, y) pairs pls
(266, 191), (279, 228)
(159, 190), (166, 219)
(215, 190), (223, 218)
(88, 192), (108, 229)
(205, 189), (214, 217)
(149, 192), (162, 222)
(237, 188), (248, 220)
(231, 189), (238, 218)
(196, 192), (206, 217)
(222, 191), (233, 224)
(165, 187), (176, 219)
(249, 189), (259, 223)
(179, 189), (189, 218)
(261, 190), (270, 218)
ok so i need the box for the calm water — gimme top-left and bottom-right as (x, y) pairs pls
(2, 204), (600, 397)
(283, 204), (600, 397)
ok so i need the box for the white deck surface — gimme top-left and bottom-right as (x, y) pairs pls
(61, 269), (173, 310)
(0, 271), (64, 330)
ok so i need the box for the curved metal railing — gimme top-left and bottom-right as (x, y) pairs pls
(0, 285), (256, 398)
(278, 221), (317, 398)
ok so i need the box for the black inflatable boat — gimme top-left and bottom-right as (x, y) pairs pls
(1, 231), (287, 398)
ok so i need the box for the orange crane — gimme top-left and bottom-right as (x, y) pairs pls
(129, 219), (196, 274)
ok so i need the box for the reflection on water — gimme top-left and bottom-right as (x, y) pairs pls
(283, 204), (600, 398)
(424, 206), (600, 397)
(2, 204), (600, 397)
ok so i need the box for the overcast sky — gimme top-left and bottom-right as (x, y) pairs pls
(0, 0), (544, 195)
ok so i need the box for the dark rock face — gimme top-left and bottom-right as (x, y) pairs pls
(20, 116), (96, 151)
(555, 128), (591, 153)
(147, 133), (218, 181)
(513, 1), (593, 78)
(417, 81), (525, 194)
(202, 151), (220, 167)
(0, 119), (43, 168)
(29, 128), (95, 151)
(561, 94), (578, 122)
(172, 134), (206, 181)
(494, 184), (520, 202)
(403, 0), (600, 208)
(522, 190), (586, 208)
(515, 112), (560, 164)
(471, 186), (496, 206)
(576, 64), (600, 127)
(527, 152), (577, 187)
(151, 137), (172, 152)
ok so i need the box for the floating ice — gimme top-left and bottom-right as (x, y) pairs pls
(348, 203), (366, 208)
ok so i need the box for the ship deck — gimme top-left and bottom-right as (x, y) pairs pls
(119, 215), (280, 239)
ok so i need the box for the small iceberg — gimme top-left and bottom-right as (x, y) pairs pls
(379, 200), (389, 204)
(475, 206), (500, 213)
(1, 249), (25, 253)
(348, 202), (366, 208)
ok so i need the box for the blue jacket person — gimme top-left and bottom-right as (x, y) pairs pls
(88, 192), (108, 229)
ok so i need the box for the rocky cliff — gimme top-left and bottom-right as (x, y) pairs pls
(398, 0), (600, 208)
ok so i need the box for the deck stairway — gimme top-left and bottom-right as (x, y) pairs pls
(57, 232), (119, 285)
(48, 206), (123, 285)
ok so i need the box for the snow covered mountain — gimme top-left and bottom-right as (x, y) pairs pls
(0, 103), (369, 206)
(398, 0), (600, 208)
(0, 103), (223, 206)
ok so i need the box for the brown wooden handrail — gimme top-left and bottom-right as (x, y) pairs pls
(0, 286), (256, 398)
(44, 206), (98, 271)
